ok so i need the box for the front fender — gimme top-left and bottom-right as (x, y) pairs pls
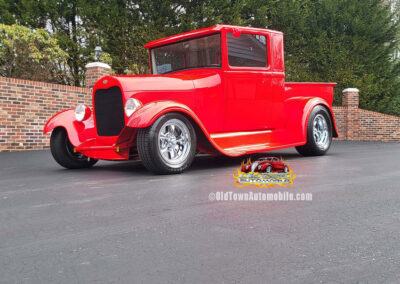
(43, 109), (96, 147)
(126, 100), (232, 155)
(126, 101), (203, 129)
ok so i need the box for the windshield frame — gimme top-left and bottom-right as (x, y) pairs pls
(149, 32), (222, 75)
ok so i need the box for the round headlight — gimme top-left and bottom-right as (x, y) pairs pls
(125, 98), (142, 117)
(75, 104), (91, 122)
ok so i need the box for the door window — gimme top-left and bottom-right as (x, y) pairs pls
(227, 33), (267, 67)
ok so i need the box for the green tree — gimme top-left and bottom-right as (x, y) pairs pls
(82, 0), (150, 75)
(0, 0), (87, 85)
(0, 24), (68, 83)
(0, 0), (399, 115)
(0, 0), (48, 27)
(45, 0), (95, 86)
(268, 0), (400, 115)
(84, 0), (252, 74)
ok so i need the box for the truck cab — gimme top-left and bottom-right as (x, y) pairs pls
(146, 25), (285, 132)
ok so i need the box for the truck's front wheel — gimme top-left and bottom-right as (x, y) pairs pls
(50, 128), (98, 169)
(137, 113), (196, 174)
(295, 105), (332, 156)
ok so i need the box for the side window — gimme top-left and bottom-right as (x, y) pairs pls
(227, 32), (267, 67)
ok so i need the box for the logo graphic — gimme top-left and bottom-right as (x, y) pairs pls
(233, 157), (296, 188)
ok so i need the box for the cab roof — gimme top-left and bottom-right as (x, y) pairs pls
(144, 25), (282, 49)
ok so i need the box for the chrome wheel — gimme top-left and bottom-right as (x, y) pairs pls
(313, 114), (329, 150)
(295, 106), (332, 156)
(138, 113), (196, 174)
(158, 119), (191, 168)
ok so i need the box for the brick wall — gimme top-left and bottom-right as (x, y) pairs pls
(333, 106), (400, 142)
(332, 106), (347, 140)
(333, 89), (400, 142)
(0, 77), (91, 151)
(0, 77), (399, 152)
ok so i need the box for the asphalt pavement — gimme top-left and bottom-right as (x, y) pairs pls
(0, 141), (400, 283)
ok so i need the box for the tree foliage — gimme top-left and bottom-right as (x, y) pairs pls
(270, 0), (400, 115)
(0, 24), (68, 83)
(0, 0), (399, 115)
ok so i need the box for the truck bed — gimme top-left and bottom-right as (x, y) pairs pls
(285, 82), (337, 105)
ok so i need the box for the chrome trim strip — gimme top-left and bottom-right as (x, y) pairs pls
(210, 130), (272, 139)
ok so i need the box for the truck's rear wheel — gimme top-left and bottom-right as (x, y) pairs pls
(137, 113), (196, 174)
(50, 128), (98, 169)
(295, 105), (332, 156)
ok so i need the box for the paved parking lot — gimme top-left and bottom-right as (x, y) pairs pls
(0, 141), (399, 283)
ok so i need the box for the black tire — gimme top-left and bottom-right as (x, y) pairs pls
(50, 128), (98, 169)
(137, 113), (196, 174)
(295, 105), (332, 156)
(266, 165), (272, 173)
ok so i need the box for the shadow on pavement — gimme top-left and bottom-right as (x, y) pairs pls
(82, 151), (306, 175)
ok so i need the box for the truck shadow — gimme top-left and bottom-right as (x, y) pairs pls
(90, 151), (304, 174)
(190, 152), (302, 171)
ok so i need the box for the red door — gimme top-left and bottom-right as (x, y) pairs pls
(222, 31), (284, 132)
(224, 71), (272, 131)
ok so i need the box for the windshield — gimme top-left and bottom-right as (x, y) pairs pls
(151, 33), (221, 74)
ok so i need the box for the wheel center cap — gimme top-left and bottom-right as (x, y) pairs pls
(167, 136), (177, 148)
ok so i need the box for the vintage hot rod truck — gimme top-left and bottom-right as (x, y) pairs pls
(44, 25), (338, 174)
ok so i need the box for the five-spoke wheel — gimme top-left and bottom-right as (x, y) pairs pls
(296, 105), (333, 156)
(313, 114), (330, 150)
(158, 119), (192, 169)
(137, 113), (196, 174)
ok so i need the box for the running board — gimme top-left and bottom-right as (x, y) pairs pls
(209, 129), (305, 156)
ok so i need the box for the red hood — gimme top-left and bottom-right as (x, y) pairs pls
(93, 74), (195, 93)
(92, 69), (222, 93)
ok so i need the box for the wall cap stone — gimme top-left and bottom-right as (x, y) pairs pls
(0, 76), (88, 92)
(85, 62), (111, 69)
(342, 88), (359, 93)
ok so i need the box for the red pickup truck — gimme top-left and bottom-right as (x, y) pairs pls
(44, 25), (338, 174)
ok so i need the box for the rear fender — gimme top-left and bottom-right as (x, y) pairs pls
(286, 97), (338, 140)
(303, 98), (338, 138)
(43, 109), (96, 147)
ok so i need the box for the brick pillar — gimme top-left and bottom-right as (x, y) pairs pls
(342, 88), (359, 108)
(342, 88), (360, 140)
(84, 62), (111, 88)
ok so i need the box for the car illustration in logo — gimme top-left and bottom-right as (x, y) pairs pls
(235, 157), (295, 187)
(241, 157), (289, 173)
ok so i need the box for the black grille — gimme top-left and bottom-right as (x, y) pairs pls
(94, 86), (125, 136)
